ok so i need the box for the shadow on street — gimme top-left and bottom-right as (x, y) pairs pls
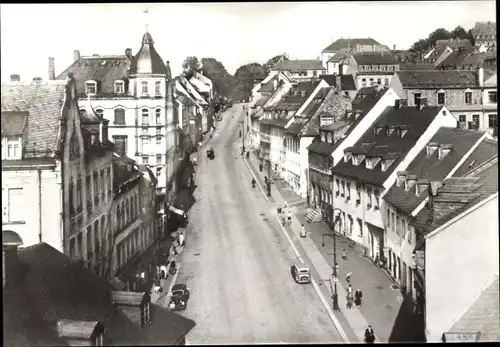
(388, 294), (426, 342)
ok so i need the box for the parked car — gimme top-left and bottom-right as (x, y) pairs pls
(168, 284), (191, 311)
(290, 264), (311, 284)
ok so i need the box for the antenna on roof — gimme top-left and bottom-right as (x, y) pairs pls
(143, 8), (150, 32)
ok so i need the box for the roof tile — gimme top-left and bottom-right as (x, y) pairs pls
(273, 59), (325, 71)
(396, 70), (479, 88)
(322, 38), (381, 53)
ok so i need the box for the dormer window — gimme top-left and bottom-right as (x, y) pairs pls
(114, 80), (125, 94)
(426, 142), (439, 156)
(399, 125), (409, 138)
(155, 81), (161, 96)
(374, 126), (383, 135)
(320, 132), (326, 142)
(344, 151), (352, 162)
(85, 80), (97, 95)
(438, 144), (453, 159)
(141, 81), (149, 96)
(405, 175), (417, 192)
(366, 158), (373, 169)
(386, 126), (395, 136)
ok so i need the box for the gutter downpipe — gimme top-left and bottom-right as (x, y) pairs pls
(38, 166), (43, 243)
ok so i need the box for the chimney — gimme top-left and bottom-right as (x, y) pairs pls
(57, 320), (105, 346)
(32, 77), (43, 85)
(273, 79), (278, 90)
(478, 67), (484, 87)
(125, 48), (133, 59)
(10, 74), (20, 83)
(48, 57), (55, 80)
(393, 44), (396, 51)
(3, 230), (23, 289)
(111, 291), (151, 328)
(336, 75), (342, 91)
(427, 181), (442, 210)
(99, 119), (109, 144)
(73, 50), (81, 61)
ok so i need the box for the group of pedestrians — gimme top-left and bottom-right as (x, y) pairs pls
(279, 202), (293, 227)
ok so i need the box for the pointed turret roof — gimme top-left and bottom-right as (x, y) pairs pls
(81, 95), (100, 124)
(129, 32), (168, 75)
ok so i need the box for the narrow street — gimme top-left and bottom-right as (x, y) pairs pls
(175, 104), (343, 344)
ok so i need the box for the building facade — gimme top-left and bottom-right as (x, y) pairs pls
(270, 59), (326, 81)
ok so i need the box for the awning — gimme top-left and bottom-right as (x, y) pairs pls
(168, 205), (185, 216)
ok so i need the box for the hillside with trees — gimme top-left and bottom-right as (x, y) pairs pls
(409, 26), (475, 61)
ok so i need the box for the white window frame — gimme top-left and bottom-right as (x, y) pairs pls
(3, 136), (22, 160)
(367, 187), (373, 208)
(114, 80), (125, 94)
(464, 90), (472, 104)
(155, 81), (161, 96)
(437, 91), (446, 105)
(85, 80), (97, 95)
(142, 109), (149, 125)
(141, 81), (149, 96)
(155, 109), (161, 125)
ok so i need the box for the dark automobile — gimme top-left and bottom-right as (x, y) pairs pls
(168, 284), (191, 311)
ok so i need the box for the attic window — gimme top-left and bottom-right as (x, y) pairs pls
(365, 158), (374, 169)
(114, 81), (125, 94)
(386, 126), (395, 136)
(344, 151), (352, 162)
(426, 143), (439, 156)
(85, 81), (97, 95)
(374, 126), (383, 135)
(381, 159), (395, 172)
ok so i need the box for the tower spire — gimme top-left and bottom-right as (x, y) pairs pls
(143, 8), (149, 32)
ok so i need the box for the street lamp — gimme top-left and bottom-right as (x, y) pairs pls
(242, 108), (246, 156)
(322, 207), (342, 311)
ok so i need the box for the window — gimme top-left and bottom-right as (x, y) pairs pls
(488, 91), (497, 103)
(374, 189), (380, 209)
(396, 215), (400, 235)
(142, 156), (149, 165)
(156, 127), (161, 136)
(465, 91), (472, 104)
(141, 81), (149, 95)
(69, 181), (75, 214)
(142, 138), (149, 147)
(4, 136), (22, 160)
(407, 225), (413, 244)
(459, 114), (466, 123)
(4, 188), (24, 222)
(95, 109), (104, 119)
(335, 179), (340, 195)
(414, 93), (421, 106)
(377, 78), (382, 85)
(156, 154), (162, 164)
(85, 81), (97, 95)
(386, 208), (391, 228)
(356, 184), (361, 201)
(107, 168), (112, 200)
(142, 109), (149, 125)
(391, 212), (396, 230)
(86, 175), (92, 209)
(361, 78), (367, 87)
(357, 218), (363, 237)
(156, 167), (162, 178)
(367, 188), (373, 207)
(155, 109), (161, 124)
(472, 114), (480, 126)
(341, 180), (346, 197)
(488, 114), (497, 128)
(346, 182), (351, 199)
(156, 136), (161, 145)
(79, 109), (86, 117)
(155, 81), (161, 96)
(384, 78), (389, 86)
(313, 70), (317, 77)
(347, 215), (353, 236)
(113, 135), (127, 157)
(402, 219), (407, 239)
(437, 92), (445, 105)
(114, 108), (125, 125)
(115, 81), (125, 94)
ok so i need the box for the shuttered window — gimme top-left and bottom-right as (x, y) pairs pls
(114, 109), (125, 125)
(113, 136), (127, 157)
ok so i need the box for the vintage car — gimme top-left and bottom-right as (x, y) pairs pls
(290, 264), (311, 284)
(168, 284), (191, 311)
(206, 148), (215, 160)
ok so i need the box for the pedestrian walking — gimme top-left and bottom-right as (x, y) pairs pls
(342, 248), (348, 261)
(300, 224), (306, 238)
(355, 288), (363, 307)
(364, 325), (376, 343)
(348, 284), (353, 296)
(287, 209), (292, 226)
(179, 232), (185, 247)
(346, 286), (354, 310)
(346, 271), (352, 283)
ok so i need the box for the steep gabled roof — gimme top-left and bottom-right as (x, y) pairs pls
(396, 70), (479, 88)
(452, 139), (498, 177)
(332, 105), (443, 185)
(437, 47), (477, 69)
(352, 52), (398, 65)
(384, 129), (488, 214)
(322, 38), (380, 53)
(129, 32), (168, 75)
(1, 82), (66, 159)
(319, 74), (356, 91)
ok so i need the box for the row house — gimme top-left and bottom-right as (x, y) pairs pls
(421, 39), (473, 66)
(176, 75), (210, 133)
(382, 129), (495, 306)
(330, 100), (457, 259)
(3, 232), (196, 345)
(270, 59), (326, 81)
(283, 84), (349, 197)
(349, 52), (400, 89)
(256, 76), (295, 164)
(410, 160), (498, 342)
(261, 80), (326, 179)
(189, 71), (214, 102)
(321, 37), (389, 68)
(325, 50), (351, 76)
(390, 68), (496, 134)
(55, 32), (180, 210)
(307, 86), (398, 225)
(471, 21), (497, 52)
(111, 155), (158, 279)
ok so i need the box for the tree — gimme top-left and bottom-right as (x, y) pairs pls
(264, 54), (288, 71)
(467, 29), (476, 46)
(182, 56), (202, 79)
(200, 57), (235, 98)
(427, 28), (451, 47)
(450, 26), (468, 40)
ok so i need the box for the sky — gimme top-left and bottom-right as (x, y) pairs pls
(1, 1), (496, 82)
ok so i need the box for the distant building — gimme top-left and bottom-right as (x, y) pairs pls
(270, 59), (326, 81)
(471, 21), (497, 51)
(321, 38), (390, 68)
(349, 52), (400, 89)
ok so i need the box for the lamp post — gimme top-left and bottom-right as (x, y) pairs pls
(322, 207), (342, 311)
(267, 155), (272, 197)
(242, 108), (246, 156)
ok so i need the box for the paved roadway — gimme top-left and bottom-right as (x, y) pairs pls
(176, 104), (343, 344)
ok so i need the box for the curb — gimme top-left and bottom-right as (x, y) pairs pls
(274, 212), (350, 343)
(242, 157), (270, 203)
